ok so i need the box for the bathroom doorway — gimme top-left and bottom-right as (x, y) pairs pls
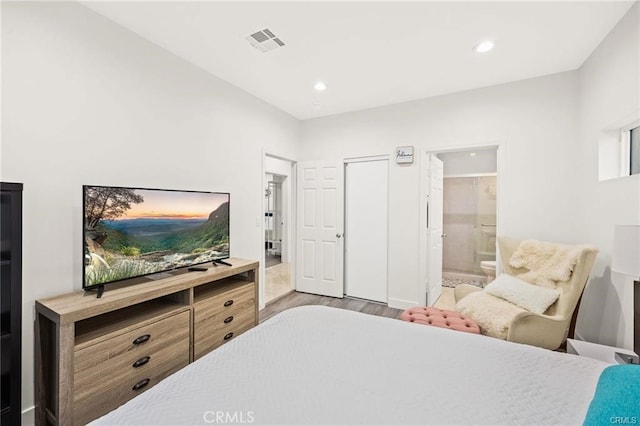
(438, 148), (498, 291)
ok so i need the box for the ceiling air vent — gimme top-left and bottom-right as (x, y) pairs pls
(246, 28), (285, 53)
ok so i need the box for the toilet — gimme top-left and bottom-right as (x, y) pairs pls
(480, 260), (496, 284)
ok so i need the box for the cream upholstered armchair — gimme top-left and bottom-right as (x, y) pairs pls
(454, 237), (598, 350)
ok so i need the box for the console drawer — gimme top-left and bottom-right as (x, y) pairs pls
(73, 310), (190, 424)
(194, 284), (255, 359)
(73, 354), (187, 425)
(194, 302), (256, 359)
(195, 282), (254, 321)
(74, 310), (190, 375)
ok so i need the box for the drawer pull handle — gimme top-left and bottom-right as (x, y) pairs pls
(224, 332), (234, 341)
(132, 334), (151, 345)
(224, 300), (234, 307)
(132, 378), (150, 391)
(224, 316), (234, 324)
(132, 356), (151, 368)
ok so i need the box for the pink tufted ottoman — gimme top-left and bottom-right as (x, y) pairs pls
(400, 306), (480, 334)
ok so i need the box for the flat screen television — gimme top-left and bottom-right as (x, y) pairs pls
(83, 185), (230, 290)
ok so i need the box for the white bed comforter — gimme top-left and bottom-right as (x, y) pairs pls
(93, 305), (606, 425)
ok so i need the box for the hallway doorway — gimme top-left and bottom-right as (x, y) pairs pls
(265, 176), (284, 268)
(263, 155), (294, 305)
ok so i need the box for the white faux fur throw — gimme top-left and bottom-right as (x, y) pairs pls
(509, 240), (587, 283)
(456, 292), (527, 339)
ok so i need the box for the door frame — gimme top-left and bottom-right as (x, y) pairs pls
(261, 151), (297, 310)
(418, 140), (506, 306)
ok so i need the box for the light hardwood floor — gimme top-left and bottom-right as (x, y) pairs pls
(259, 291), (404, 323)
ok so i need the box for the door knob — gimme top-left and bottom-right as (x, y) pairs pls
(336, 233), (343, 238)
(441, 233), (447, 238)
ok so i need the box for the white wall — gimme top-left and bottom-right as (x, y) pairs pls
(301, 71), (582, 309)
(0, 2), (300, 415)
(575, 3), (639, 349)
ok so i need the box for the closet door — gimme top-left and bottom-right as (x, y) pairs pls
(345, 159), (388, 303)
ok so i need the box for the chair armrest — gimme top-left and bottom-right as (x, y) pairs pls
(508, 312), (569, 350)
(454, 284), (483, 303)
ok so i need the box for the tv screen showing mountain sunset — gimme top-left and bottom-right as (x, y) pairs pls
(83, 186), (230, 288)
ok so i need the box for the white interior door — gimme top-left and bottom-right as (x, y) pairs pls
(296, 161), (344, 298)
(427, 154), (444, 305)
(345, 159), (388, 303)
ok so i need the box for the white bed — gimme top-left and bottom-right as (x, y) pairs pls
(93, 305), (607, 425)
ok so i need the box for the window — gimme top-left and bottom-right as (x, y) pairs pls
(598, 118), (640, 181)
(631, 126), (640, 175)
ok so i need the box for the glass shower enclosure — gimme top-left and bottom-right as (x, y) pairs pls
(442, 175), (497, 278)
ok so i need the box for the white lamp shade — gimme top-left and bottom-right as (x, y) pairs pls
(611, 225), (640, 276)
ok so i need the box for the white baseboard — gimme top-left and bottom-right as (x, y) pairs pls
(22, 406), (35, 425)
(387, 298), (417, 310)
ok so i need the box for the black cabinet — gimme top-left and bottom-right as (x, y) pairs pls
(1, 182), (22, 425)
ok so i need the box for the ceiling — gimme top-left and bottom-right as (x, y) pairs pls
(81, 1), (634, 120)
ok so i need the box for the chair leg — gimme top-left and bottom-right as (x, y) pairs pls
(557, 293), (584, 352)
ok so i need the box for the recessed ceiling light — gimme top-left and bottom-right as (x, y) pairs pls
(312, 104), (321, 110)
(469, 152), (477, 156)
(314, 81), (327, 92)
(473, 40), (495, 53)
